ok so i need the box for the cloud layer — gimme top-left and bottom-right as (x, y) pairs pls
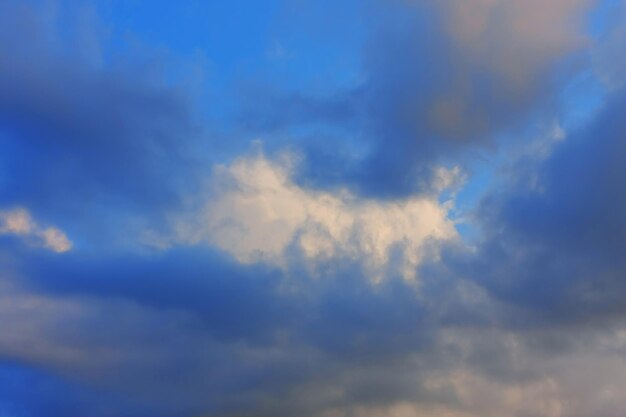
(1, 0), (626, 416)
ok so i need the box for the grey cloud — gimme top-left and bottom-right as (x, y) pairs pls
(463, 89), (626, 326)
(1, 1), (625, 417)
(237, 0), (594, 198)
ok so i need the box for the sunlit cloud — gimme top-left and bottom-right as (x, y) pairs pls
(0, 208), (72, 253)
(156, 152), (461, 282)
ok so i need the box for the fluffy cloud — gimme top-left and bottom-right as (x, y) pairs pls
(162, 152), (459, 282)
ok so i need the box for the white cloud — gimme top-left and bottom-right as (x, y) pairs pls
(165, 152), (459, 282)
(0, 207), (72, 253)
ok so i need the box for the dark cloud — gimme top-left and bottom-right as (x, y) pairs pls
(19, 245), (292, 345)
(0, 1), (625, 417)
(238, 0), (592, 198)
(0, 245), (429, 416)
(455, 88), (626, 326)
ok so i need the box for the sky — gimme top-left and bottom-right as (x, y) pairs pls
(0, 0), (626, 416)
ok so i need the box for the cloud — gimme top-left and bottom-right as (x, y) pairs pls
(0, 207), (71, 252)
(459, 88), (626, 325)
(157, 151), (460, 282)
(0, 242), (432, 416)
(0, 266), (238, 417)
(236, 0), (594, 198)
(1, 1), (626, 417)
(353, 0), (593, 193)
(442, 0), (589, 89)
(5, 240), (626, 417)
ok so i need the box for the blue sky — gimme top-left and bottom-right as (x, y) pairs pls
(1, 0), (626, 416)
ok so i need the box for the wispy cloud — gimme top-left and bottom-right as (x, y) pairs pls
(0, 208), (71, 253)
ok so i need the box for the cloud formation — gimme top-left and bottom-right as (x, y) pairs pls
(1, 0), (626, 417)
(160, 152), (459, 281)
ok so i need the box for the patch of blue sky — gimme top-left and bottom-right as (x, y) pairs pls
(588, 0), (623, 39)
(448, 158), (496, 242)
(96, 1), (365, 107)
(559, 70), (607, 131)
